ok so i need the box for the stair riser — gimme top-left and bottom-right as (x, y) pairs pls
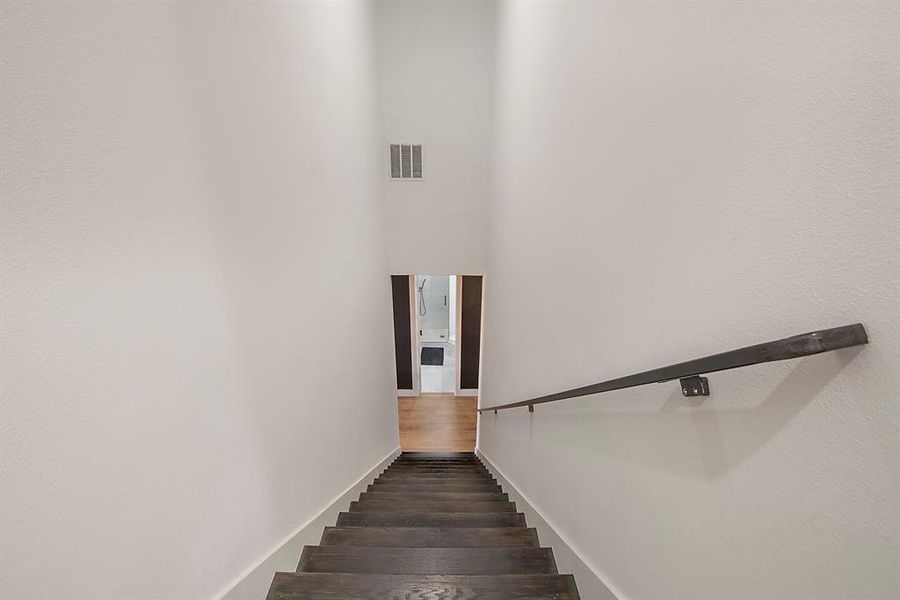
(367, 484), (503, 493)
(391, 456), (482, 465)
(392, 460), (483, 464)
(389, 462), (485, 466)
(382, 472), (492, 478)
(399, 452), (477, 457)
(378, 471), (493, 477)
(359, 492), (509, 502)
(383, 471), (490, 476)
(297, 547), (558, 575)
(374, 481), (498, 487)
(385, 467), (490, 473)
(373, 480), (498, 486)
(391, 459), (483, 464)
(268, 573), (580, 600)
(385, 464), (484, 468)
(376, 474), (496, 481)
(336, 512), (527, 528)
(350, 500), (516, 513)
(320, 527), (539, 548)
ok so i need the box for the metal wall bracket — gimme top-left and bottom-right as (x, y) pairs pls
(680, 375), (710, 397)
(528, 404), (534, 412)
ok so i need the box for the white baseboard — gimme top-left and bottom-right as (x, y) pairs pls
(477, 450), (624, 600)
(215, 447), (401, 600)
(456, 388), (479, 397)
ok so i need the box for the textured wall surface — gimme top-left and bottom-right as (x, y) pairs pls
(0, 2), (398, 598)
(479, 2), (899, 599)
(375, 0), (495, 275)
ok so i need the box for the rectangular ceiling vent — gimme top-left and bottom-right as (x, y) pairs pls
(389, 144), (423, 180)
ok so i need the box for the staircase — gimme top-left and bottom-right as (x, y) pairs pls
(267, 452), (580, 599)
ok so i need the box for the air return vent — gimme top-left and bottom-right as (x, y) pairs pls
(389, 144), (423, 180)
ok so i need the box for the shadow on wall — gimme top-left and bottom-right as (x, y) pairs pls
(500, 347), (863, 481)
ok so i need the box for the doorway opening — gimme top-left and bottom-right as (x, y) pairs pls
(389, 274), (483, 398)
(416, 274), (455, 393)
(390, 274), (483, 451)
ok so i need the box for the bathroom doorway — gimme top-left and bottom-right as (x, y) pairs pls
(416, 275), (455, 393)
(390, 274), (483, 398)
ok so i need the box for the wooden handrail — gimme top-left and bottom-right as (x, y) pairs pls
(478, 323), (868, 413)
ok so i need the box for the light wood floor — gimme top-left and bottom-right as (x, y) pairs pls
(398, 394), (477, 452)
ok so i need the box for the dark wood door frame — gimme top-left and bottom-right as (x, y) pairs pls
(391, 275), (418, 395)
(458, 275), (483, 394)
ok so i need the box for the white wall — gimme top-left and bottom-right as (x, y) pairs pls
(479, 2), (900, 599)
(375, 0), (494, 275)
(449, 275), (457, 343)
(0, 2), (398, 599)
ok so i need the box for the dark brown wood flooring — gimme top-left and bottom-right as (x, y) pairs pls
(266, 452), (579, 599)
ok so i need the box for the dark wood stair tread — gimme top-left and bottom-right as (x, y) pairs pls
(391, 460), (483, 465)
(378, 471), (497, 485)
(268, 573), (580, 599)
(376, 473), (496, 481)
(367, 483), (503, 493)
(390, 462), (482, 466)
(400, 452), (477, 458)
(320, 526), (539, 547)
(384, 473), (490, 477)
(389, 464), (485, 469)
(297, 546), (557, 575)
(374, 478), (499, 485)
(390, 459), (484, 464)
(384, 468), (490, 474)
(359, 491), (509, 502)
(336, 511), (527, 528)
(350, 499), (516, 513)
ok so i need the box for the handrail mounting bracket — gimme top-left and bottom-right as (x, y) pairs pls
(680, 375), (710, 397)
